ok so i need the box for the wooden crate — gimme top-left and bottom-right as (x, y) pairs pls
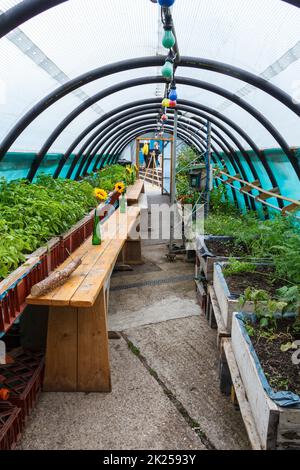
(229, 314), (300, 450)
(206, 285), (231, 349)
(219, 338), (264, 450)
(196, 235), (234, 282)
(213, 262), (260, 332)
(195, 279), (207, 313)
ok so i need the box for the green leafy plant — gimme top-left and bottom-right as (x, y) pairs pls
(239, 285), (300, 330)
(223, 258), (256, 277)
(0, 165), (135, 280)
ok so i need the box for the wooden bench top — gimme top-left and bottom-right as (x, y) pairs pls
(126, 179), (144, 204)
(26, 207), (140, 308)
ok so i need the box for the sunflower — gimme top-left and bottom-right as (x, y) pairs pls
(133, 164), (139, 172)
(115, 181), (125, 194)
(94, 188), (108, 201)
(126, 166), (133, 174)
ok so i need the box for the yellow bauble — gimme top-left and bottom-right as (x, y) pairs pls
(162, 98), (171, 108)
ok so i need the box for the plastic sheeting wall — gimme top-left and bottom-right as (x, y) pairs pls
(0, 152), (114, 181)
(0, 0), (300, 152)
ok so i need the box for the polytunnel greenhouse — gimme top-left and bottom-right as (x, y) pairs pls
(0, 0), (300, 457)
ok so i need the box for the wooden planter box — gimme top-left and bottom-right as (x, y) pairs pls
(196, 235), (234, 282)
(230, 314), (300, 449)
(213, 261), (268, 333)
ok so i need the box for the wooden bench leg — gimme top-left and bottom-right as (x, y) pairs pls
(44, 306), (78, 392)
(43, 288), (111, 392)
(77, 287), (111, 392)
(123, 239), (142, 265)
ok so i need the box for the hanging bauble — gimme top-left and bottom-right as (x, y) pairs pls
(162, 28), (175, 49)
(158, 0), (175, 6)
(162, 98), (171, 108)
(161, 114), (168, 122)
(161, 60), (173, 79)
(169, 87), (177, 101)
(169, 100), (177, 108)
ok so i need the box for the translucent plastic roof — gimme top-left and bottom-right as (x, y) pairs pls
(0, 0), (300, 152)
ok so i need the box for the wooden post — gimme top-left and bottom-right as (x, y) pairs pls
(43, 306), (78, 392)
(77, 288), (111, 392)
(43, 289), (111, 392)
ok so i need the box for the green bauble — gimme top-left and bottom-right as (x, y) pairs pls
(162, 60), (173, 79)
(162, 29), (176, 49)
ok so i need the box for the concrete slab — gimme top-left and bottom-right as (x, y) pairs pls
(109, 291), (199, 331)
(18, 339), (205, 450)
(109, 242), (197, 331)
(125, 317), (251, 450)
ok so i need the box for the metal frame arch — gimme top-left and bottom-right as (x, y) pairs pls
(61, 97), (260, 168)
(72, 103), (279, 208)
(111, 126), (240, 207)
(90, 116), (251, 209)
(107, 124), (236, 202)
(0, 0), (298, 41)
(22, 75), (297, 182)
(60, 97), (263, 181)
(74, 107), (244, 180)
(0, 55), (299, 167)
(85, 115), (243, 179)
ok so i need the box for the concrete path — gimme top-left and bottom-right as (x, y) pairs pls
(18, 185), (250, 450)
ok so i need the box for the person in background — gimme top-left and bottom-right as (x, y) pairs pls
(150, 142), (162, 167)
(141, 142), (149, 168)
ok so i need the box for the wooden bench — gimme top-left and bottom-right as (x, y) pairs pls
(26, 206), (141, 393)
(126, 179), (145, 206)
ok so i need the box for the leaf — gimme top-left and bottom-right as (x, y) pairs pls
(280, 342), (299, 352)
(260, 317), (269, 328)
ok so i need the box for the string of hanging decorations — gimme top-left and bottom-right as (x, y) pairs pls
(156, 0), (178, 137)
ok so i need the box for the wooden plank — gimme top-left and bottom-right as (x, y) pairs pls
(240, 180), (260, 193)
(215, 169), (300, 207)
(77, 288), (111, 392)
(281, 202), (300, 215)
(225, 174), (241, 185)
(27, 207), (140, 307)
(208, 285), (230, 347)
(43, 305), (78, 392)
(255, 187), (280, 201)
(70, 238), (124, 307)
(126, 180), (145, 205)
(26, 237), (108, 306)
(26, 208), (123, 306)
(277, 408), (300, 449)
(231, 315), (279, 449)
(49, 239), (113, 306)
(222, 338), (263, 450)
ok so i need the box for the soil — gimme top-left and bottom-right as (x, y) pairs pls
(225, 266), (283, 297)
(205, 239), (249, 257)
(251, 319), (300, 396)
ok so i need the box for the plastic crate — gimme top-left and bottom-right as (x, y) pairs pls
(0, 349), (44, 422)
(0, 260), (44, 334)
(0, 402), (23, 450)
